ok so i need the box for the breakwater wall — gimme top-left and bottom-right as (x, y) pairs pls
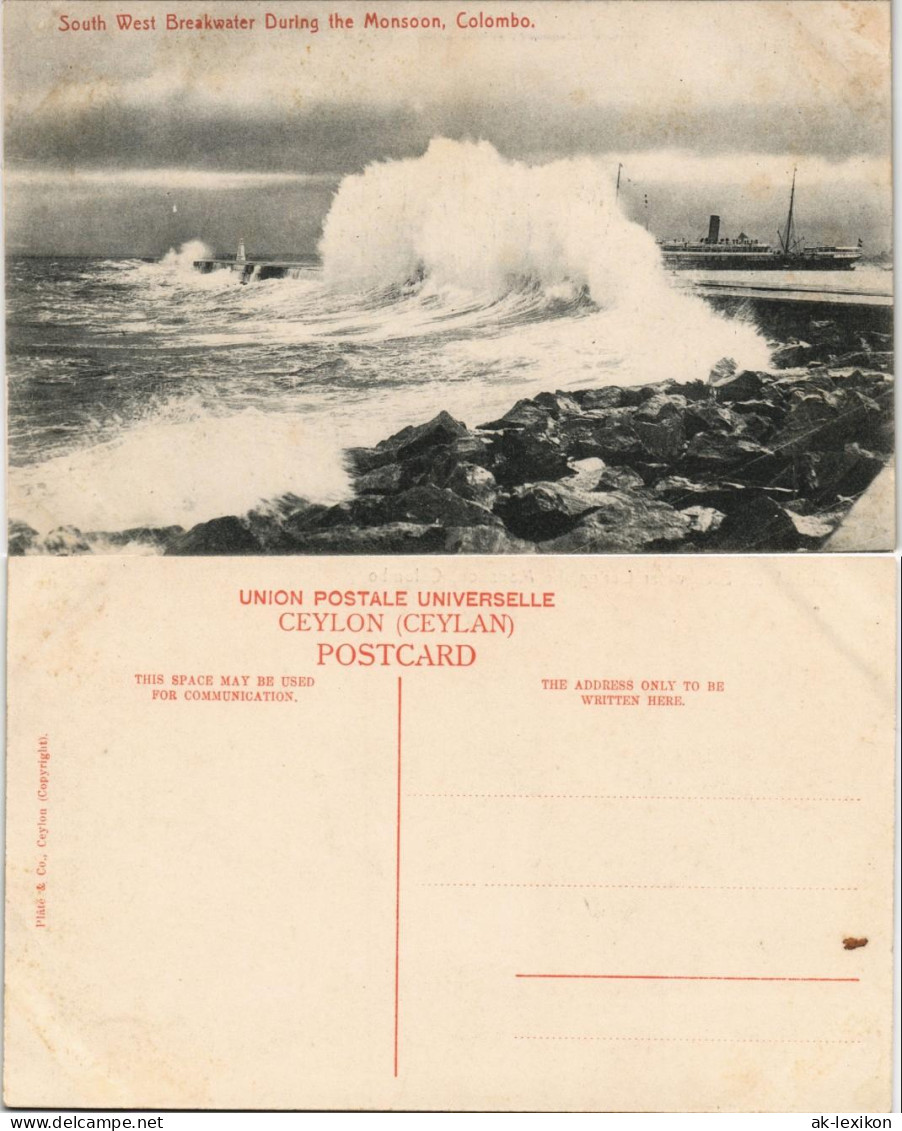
(10, 310), (894, 557)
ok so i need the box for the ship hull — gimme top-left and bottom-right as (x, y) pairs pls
(662, 253), (859, 271)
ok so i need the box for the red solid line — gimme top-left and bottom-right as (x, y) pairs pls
(515, 974), (859, 983)
(394, 676), (403, 1077)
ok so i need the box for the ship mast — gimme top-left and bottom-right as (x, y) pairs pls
(782, 167), (797, 254)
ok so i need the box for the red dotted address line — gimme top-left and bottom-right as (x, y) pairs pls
(514, 1035), (862, 1044)
(421, 882), (858, 892)
(409, 793), (861, 802)
(515, 974), (860, 983)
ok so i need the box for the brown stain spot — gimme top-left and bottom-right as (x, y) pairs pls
(843, 936), (868, 950)
(842, 0), (888, 51)
(747, 173), (776, 202)
(32, 1023), (56, 1057)
(757, 2), (888, 115)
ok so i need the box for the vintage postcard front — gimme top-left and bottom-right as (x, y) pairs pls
(3, 555), (897, 1111)
(2, 0), (894, 557)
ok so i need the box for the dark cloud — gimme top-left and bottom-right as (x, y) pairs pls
(5, 98), (420, 173)
(4, 178), (339, 258)
(5, 89), (889, 178)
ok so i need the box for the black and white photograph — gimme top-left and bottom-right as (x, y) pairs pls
(4, 0), (894, 555)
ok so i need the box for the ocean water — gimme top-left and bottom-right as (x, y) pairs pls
(10, 139), (879, 545)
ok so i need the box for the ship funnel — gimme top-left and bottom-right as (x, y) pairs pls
(706, 215), (720, 244)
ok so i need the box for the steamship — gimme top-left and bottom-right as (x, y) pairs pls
(659, 170), (862, 271)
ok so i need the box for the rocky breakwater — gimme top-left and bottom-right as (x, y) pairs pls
(10, 325), (894, 556)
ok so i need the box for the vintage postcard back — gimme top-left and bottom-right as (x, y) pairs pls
(3, 556), (896, 1111)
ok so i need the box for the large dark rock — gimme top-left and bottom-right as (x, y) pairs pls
(798, 444), (886, 504)
(572, 386), (629, 410)
(355, 463), (405, 495)
(443, 463), (499, 509)
(636, 380), (683, 403)
(711, 370), (767, 402)
(668, 379), (712, 402)
(785, 370), (838, 394)
(770, 341), (814, 369)
(785, 509), (842, 543)
(421, 434), (496, 487)
(680, 432), (786, 484)
(861, 330), (893, 351)
(345, 445), (395, 475)
(556, 410), (644, 463)
(774, 391), (841, 453)
(337, 485), (502, 530)
(735, 411), (776, 443)
(633, 416), (686, 460)
(594, 465), (647, 491)
(479, 398), (554, 431)
(40, 526), (94, 555)
(103, 525), (185, 551)
(680, 505), (725, 536)
(483, 389), (583, 427)
(243, 495), (331, 551)
(534, 390), (583, 416)
(553, 415), (610, 461)
(834, 350), (893, 372)
(439, 434), (496, 470)
(287, 522), (447, 555)
(347, 411), (469, 473)
(480, 391), (580, 431)
(806, 319), (844, 348)
(444, 526), (535, 554)
(389, 410), (471, 458)
(624, 460), (672, 486)
(538, 490), (690, 553)
(709, 495), (803, 552)
(350, 425), (495, 495)
(775, 387), (890, 454)
(8, 521), (38, 555)
(652, 476), (743, 511)
(558, 457), (606, 490)
(683, 402), (743, 437)
(841, 369), (892, 391)
(491, 426), (572, 486)
(868, 351), (895, 372)
(496, 480), (613, 542)
(167, 516), (261, 555)
(729, 399), (785, 425)
(635, 393), (688, 422)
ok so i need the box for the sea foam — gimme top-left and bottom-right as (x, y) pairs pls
(319, 138), (769, 383)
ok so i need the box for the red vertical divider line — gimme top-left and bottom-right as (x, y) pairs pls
(394, 675), (403, 1077)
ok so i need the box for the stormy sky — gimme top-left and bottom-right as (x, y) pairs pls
(3, 0), (892, 256)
